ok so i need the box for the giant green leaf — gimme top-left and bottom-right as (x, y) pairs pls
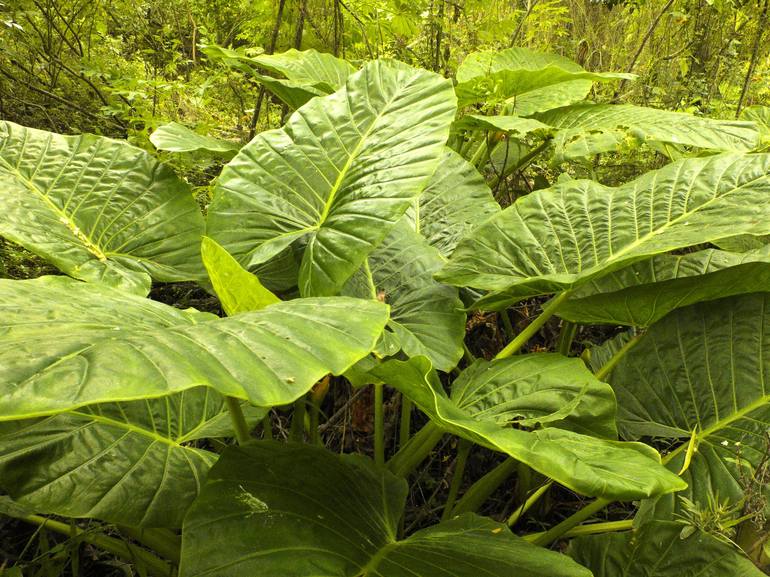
(0, 387), (266, 527)
(455, 47), (633, 111)
(181, 441), (591, 577)
(438, 153), (770, 310)
(405, 147), (500, 257)
(0, 122), (206, 296)
(201, 46), (353, 109)
(741, 105), (770, 145)
(150, 122), (240, 155)
(534, 103), (759, 161)
(250, 48), (355, 108)
(609, 293), (770, 520)
(557, 245), (770, 326)
(343, 220), (465, 371)
(372, 356), (685, 500)
(206, 59), (457, 297)
(0, 276), (388, 419)
(568, 521), (765, 577)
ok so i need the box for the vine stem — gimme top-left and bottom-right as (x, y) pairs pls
(374, 384), (385, 466)
(496, 291), (571, 359)
(594, 332), (642, 381)
(17, 515), (173, 576)
(399, 395), (412, 449)
(225, 396), (251, 445)
(525, 518), (633, 542)
(529, 497), (611, 546)
(441, 440), (472, 521)
(508, 481), (553, 527)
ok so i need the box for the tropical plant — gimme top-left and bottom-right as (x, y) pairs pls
(2, 46), (770, 576)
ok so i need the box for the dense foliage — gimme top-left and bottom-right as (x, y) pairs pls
(2, 1), (770, 576)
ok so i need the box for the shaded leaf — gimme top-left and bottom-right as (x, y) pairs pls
(0, 121), (206, 296)
(0, 388), (258, 527)
(180, 441), (591, 577)
(406, 147), (500, 257)
(0, 276), (388, 419)
(609, 294), (770, 521)
(206, 60), (456, 297)
(372, 356), (685, 500)
(344, 220), (465, 371)
(557, 245), (770, 326)
(568, 521), (765, 577)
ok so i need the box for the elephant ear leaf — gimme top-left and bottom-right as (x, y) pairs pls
(606, 293), (770, 524)
(438, 153), (770, 310)
(373, 356), (685, 500)
(343, 219), (466, 371)
(206, 59), (457, 297)
(150, 122), (240, 156)
(0, 275), (388, 419)
(535, 103), (758, 160)
(0, 121), (206, 296)
(455, 47), (632, 112)
(557, 245), (770, 326)
(180, 441), (592, 577)
(568, 521), (765, 577)
(0, 387), (266, 527)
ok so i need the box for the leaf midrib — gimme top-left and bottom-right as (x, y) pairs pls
(0, 156), (108, 261)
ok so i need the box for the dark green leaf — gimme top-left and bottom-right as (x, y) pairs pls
(181, 441), (591, 577)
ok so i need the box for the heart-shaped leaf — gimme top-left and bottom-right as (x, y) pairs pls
(0, 276), (388, 419)
(206, 59), (457, 297)
(150, 122), (240, 155)
(438, 153), (770, 310)
(607, 293), (770, 522)
(534, 103), (759, 160)
(373, 356), (685, 500)
(0, 388), (264, 527)
(344, 220), (465, 371)
(455, 47), (632, 111)
(568, 521), (765, 577)
(405, 147), (500, 257)
(0, 121), (206, 296)
(180, 441), (592, 577)
(557, 245), (770, 326)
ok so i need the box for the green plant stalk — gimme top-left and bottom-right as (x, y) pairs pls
(469, 138), (489, 168)
(399, 395), (412, 449)
(261, 412), (273, 440)
(462, 341), (476, 364)
(374, 383), (385, 466)
(557, 320), (578, 356)
(594, 332), (643, 381)
(451, 457), (518, 516)
(495, 292), (571, 359)
(500, 309), (515, 341)
(526, 519), (633, 541)
(290, 397), (306, 442)
(224, 396), (251, 445)
(118, 526), (181, 564)
(387, 421), (444, 477)
(489, 138), (552, 189)
(508, 481), (553, 527)
(441, 439), (472, 521)
(529, 498), (611, 546)
(17, 514), (173, 577)
(309, 377), (330, 446)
